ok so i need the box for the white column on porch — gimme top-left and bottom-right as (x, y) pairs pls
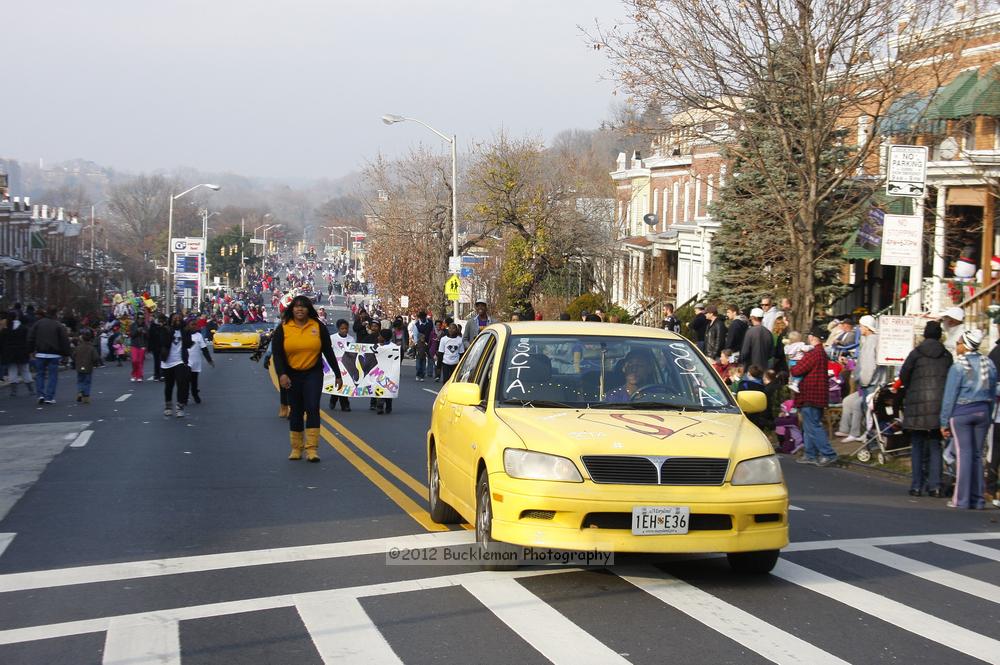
(638, 251), (646, 299)
(933, 186), (948, 312)
(907, 196), (926, 315)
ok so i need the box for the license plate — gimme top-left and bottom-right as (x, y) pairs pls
(231, 342), (241, 346)
(631, 506), (690, 535)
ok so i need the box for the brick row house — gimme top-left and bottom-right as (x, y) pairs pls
(610, 113), (729, 318)
(609, 7), (1000, 320)
(0, 174), (100, 312)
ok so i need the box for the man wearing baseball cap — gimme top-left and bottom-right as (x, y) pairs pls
(740, 307), (773, 370)
(689, 303), (708, 351)
(790, 326), (839, 465)
(462, 299), (492, 346)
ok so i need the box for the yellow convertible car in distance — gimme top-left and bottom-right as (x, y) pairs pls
(426, 322), (788, 573)
(211, 323), (262, 352)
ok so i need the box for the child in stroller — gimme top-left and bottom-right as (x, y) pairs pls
(851, 385), (911, 464)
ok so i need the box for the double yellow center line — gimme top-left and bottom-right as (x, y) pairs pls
(268, 364), (470, 532)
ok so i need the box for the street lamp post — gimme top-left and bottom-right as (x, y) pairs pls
(382, 113), (460, 320)
(166, 183), (220, 316)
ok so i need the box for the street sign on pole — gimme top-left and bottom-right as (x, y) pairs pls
(886, 145), (928, 198)
(445, 274), (461, 300)
(880, 214), (923, 267)
(460, 267), (474, 278)
(171, 237), (205, 254)
(249, 238), (265, 245)
(448, 256), (461, 274)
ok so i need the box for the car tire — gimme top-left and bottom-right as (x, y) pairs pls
(476, 470), (517, 571)
(726, 549), (780, 574)
(428, 449), (462, 524)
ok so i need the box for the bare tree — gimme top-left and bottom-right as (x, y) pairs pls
(591, 0), (965, 326)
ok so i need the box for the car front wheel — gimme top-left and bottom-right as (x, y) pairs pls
(428, 449), (462, 524)
(475, 470), (516, 571)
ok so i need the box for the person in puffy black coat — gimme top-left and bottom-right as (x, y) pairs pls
(898, 320), (953, 497)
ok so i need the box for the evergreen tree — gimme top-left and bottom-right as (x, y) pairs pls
(707, 37), (868, 327)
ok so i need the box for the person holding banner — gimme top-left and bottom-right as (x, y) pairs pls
(328, 319), (355, 412)
(271, 296), (343, 463)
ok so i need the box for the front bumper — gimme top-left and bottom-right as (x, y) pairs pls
(487, 472), (789, 554)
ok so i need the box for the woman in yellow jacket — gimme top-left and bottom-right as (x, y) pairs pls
(271, 296), (343, 462)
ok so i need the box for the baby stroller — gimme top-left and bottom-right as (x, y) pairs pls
(852, 385), (911, 465)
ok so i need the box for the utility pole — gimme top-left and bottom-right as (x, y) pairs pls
(240, 217), (246, 289)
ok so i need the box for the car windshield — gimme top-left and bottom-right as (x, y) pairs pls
(218, 324), (259, 333)
(497, 335), (737, 412)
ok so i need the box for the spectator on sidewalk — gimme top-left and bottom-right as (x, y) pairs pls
(898, 321), (952, 497)
(760, 296), (782, 332)
(689, 303), (707, 351)
(790, 327), (838, 466)
(724, 305), (748, 362)
(462, 300), (493, 346)
(940, 329), (996, 509)
(940, 306), (965, 357)
(741, 308), (773, 371)
(703, 305), (727, 361)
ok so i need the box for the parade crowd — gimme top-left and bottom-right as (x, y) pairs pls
(674, 297), (999, 511)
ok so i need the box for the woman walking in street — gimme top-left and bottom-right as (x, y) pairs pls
(129, 317), (149, 382)
(940, 329), (997, 509)
(271, 296), (343, 462)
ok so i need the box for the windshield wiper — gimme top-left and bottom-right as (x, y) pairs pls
(502, 398), (575, 408)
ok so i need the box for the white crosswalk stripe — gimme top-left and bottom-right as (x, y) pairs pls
(618, 565), (849, 665)
(463, 577), (631, 665)
(2, 531), (999, 664)
(771, 558), (1000, 664)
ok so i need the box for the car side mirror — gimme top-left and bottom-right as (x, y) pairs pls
(737, 390), (767, 414)
(448, 382), (483, 407)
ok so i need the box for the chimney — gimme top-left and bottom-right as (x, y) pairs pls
(23, 196), (30, 209)
(57, 207), (65, 221)
(41, 205), (48, 219)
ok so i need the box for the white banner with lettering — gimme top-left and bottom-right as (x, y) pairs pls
(322, 342), (401, 398)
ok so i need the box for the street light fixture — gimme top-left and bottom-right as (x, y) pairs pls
(382, 112), (459, 319)
(166, 183), (220, 316)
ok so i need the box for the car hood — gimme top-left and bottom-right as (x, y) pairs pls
(495, 408), (771, 461)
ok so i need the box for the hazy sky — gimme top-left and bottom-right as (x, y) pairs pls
(7, 1), (622, 180)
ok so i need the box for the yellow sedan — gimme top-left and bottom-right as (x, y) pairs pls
(211, 323), (262, 352)
(426, 322), (788, 573)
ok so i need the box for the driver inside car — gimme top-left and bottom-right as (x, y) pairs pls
(606, 349), (657, 402)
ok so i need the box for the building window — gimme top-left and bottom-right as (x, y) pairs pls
(959, 119), (976, 151)
(694, 179), (702, 218)
(672, 182), (680, 225)
(707, 175), (715, 206)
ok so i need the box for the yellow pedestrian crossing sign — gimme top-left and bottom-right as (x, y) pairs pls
(445, 275), (461, 301)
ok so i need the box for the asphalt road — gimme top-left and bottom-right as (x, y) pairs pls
(1, 296), (999, 664)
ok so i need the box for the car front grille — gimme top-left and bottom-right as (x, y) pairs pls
(582, 456), (729, 485)
(582, 512), (732, 531)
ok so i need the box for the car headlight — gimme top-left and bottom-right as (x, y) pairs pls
(503, 449), (583, 482)
(731, 455), (783, 485)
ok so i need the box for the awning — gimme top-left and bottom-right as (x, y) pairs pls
(877, 92), (932, 135)
(952, 65), (1000, 118)
(925, 69), (980, 121)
